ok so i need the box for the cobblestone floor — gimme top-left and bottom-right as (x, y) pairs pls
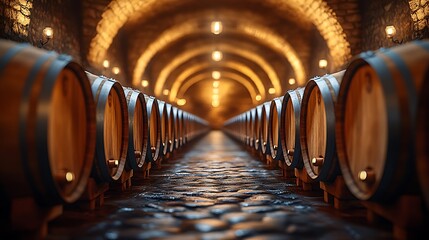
(47, 131), (393, 240)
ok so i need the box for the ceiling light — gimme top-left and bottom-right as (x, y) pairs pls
(212, 50), (222, 61)
(141, 80), (149, 87)
(212, 71), (221, 80)
(211, 21), (222, 35)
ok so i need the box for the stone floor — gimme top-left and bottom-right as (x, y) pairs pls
(47, 131), (393, 240)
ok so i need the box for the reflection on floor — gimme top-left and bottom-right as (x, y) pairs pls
(47, 131), (392, 239)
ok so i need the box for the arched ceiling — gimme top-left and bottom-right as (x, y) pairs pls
(87, 0), (353, 127)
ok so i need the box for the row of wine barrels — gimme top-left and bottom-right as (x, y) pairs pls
(223, 39), (429, 206)
(0, 39), (210, 207)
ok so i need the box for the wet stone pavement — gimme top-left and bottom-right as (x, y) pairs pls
(48, 131), (393, 240)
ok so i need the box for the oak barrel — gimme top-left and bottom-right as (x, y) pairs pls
(300, 71), (345, 183)
(253, 104), (264, 151)
(174, 108), (184, 149)
(144, 94), (161, 163)
(260, 102), (272, 155)
(157, 100), (169, 157)
(123, 87), (148, 170)
(268, 96), (284, 160)
(280, 87), (304, 168)
(165, 103), (175, 153)
(0, 39), (96, 205)
(335, 40), (429, 201)
(86, 72), (129, 183)
(248, 108), (257, 149)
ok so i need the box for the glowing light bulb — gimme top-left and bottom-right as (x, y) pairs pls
(288, 78), (296, 85)
(211, 21), (222, 35)
(212, 51), (223, 61)
(212, 71), (221, 80)
(141, 80), (149, 87)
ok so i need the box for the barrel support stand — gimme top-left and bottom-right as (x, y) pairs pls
(142, 162), (152, 179)
(362, 195), (428, 240)
(77, 177), (109, 210)
(9, 197), (62, 239)
(265, 155), (277, 170)
(294, 168), (319, 191)
(111, 170), (133, 192)
(319, 176), (360, 210)
(278, 161), (295, 179)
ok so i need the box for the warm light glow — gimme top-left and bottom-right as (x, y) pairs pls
(213, 88), (219, 94)
(103, 60), (110, 68)
(256, 94), (262, 101)
(268, 88), (276, 94)
(212, 71), (221, 80)
(213, 81), (220, 88)
(385, 25), (397, 38)
(212, 94), (219, 101)
(65, 172), (74, 182)
(211, 21), (222, 35)
(212, 100), (220, 108)
(43, 27), (53, 39)
(319, 59), (328, 69)
(112, 67), (120, 75)
(163, 89), (170, 95)
(288, 78), (296, 85)
(177, 98), (186, 106)
(212, 50), (223, 61)
(141, 80), (149, 87)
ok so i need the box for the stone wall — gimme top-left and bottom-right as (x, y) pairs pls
(360, 0), (414, 51)
(0, 0), (83, 63)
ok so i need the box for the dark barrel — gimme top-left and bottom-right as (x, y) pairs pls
(165, 103), (175, 153)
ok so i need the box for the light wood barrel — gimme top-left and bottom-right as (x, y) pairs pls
(86, 72), (129, 183)
(0, 40), (96, 205)
(123, 87), (148, 170)
(269, 97), (284, 160)
(416, 67), (429, 209)
(280, 87), (304, 168)
(336, 40), (429, 201)
(254, 104), (264, 151)
(300, 71), (345, 183)
(157, 100), (169, 157)
(165, 103), (175, 153)
(144, 95), (161, 163)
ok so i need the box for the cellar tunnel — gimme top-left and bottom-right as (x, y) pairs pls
(0, 0), (428, 239)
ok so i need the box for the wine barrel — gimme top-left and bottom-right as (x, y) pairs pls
(86, 72), (129, 183)
(144, 95), (161, 163)
(335, 40), (429, 201)
(244, 110), (252, 146)
(157, 100), (169, 157)
(182, 111), (189, 145)
(123, 87), (148, 170)
(300, 70), (345, 183)
(175, 108), (184, 149)
(248, 108), (257, 148)
(254, 104), (264, 151)
(416, 67), (429, 209)
(280, 87), (304, 168)
(0, 40), (96, 205)
(268, 96), (284, 160)
(165, 103), (175, 153)
(261, 102), (273, 155)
